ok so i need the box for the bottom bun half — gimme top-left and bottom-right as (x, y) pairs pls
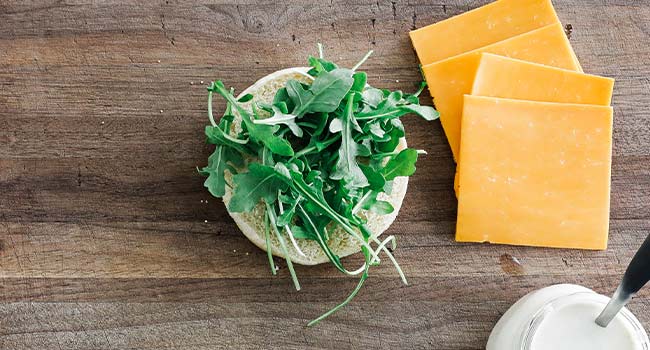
(222, 67), (408, 265)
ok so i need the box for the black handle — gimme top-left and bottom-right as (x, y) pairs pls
(621, 233), (650, 295)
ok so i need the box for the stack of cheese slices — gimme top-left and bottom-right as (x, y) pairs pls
(410, 0), (615, 250)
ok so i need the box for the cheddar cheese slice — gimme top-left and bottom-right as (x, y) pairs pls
(409, 0), (560, 65)
(453, 53), (615, 195)
(422, 23), (582, 161)
(473, 54), (614, 104)
(456, 95), (613, 250)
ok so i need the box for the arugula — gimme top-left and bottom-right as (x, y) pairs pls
(208, 81), (294, 156)
(253, 105), (303, 137)
(200, 146), (240, 197)
(383, 148), (419, 181)
(357, 90), (439, 121)
(329, 93), (369, 188)
(200, 45), (438, 326)
(228, 163), (288, 212)
(200, 99), (244, 197)
(290, 68), (354, 116)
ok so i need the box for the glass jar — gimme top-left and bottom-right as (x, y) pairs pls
(487, 284), (650, 350)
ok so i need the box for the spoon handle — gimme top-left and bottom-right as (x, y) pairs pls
(619, 233), (650, 294)
(595, 285), (631, 327)
(596, 233), (650, 327)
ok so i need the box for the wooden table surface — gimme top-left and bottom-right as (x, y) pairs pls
(2, 1), (650, 349)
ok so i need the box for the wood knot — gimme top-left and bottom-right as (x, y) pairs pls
(237, 6), (288, 34)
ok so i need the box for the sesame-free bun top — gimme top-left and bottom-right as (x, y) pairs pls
(222, 67), (408, 265)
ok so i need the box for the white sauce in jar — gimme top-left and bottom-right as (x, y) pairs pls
(529, 300), (642, 350)
(487, 284), (649, 350)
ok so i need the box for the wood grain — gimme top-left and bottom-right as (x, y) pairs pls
(1, 0), (650, 349)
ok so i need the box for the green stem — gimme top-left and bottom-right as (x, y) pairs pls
(308, 266), (369, 326)
(266, 202), (300, 291)
(352, 50), (373, 72)
(351, 191), (373, 214)
(290, 179), (381, 262)
(207, 90), (217, 127)
(296, 204), (347, 274)
(293, 134), (341, 159)
(264, 211), (277, 275)
(413, 81), (427, 97)
(277, 191), (306, 258)
(355, 109), (402, 121)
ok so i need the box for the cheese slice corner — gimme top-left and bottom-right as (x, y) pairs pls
(456, 95), (613, 250)
(409, 0), (559, 65)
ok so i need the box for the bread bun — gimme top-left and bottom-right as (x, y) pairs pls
(222, 67), (408, 265)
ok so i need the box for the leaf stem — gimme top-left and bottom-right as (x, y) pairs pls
(296, 204), (367, 276)
(352, 191), (373, 214)
(278, 191), (306, 258)
(371, 149), (427, 160)
(293, 134), (341, 159)
(207, 90), (217, 127)
(290, 178), (381, 263)
(264, 211), (277, 275)
(266, 202), (301, 291)
(352, 50), (373, 71)
(370, 235), (407, 285)
(308, 266), (369, 326)
(355, 109), (403, 121)
(413, 81), (427, 97)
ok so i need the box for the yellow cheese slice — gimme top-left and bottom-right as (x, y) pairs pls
(473, 53), (614, 104)
(422, 23), (582, 161)
(456, 95), (613, 250)
(409, 0), (559, 65)
(453, 53), (615, 195)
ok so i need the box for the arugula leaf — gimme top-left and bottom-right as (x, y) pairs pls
(356, 139), (372, 156)
(276, 194), (301, 227)
(291, 68), (354, 116)
(358, 191), (394, 215)
(238, 94), (254, 103)
(357, 89), (439, 122)
(253, 105), (303, 137)
(351, 72), (367, 92)
(204, 125), (252, 156)
(290, 225), (318, 240)
(376, 125), (404, 153)
(359, 163), (385, 191)
(356, 91), (408, 120)
(361, 87), (384, 108)
(229, 163), (288, 212)
(285, 80), (311, 113)
(200, 120), (246, 198)
(307, 56), (338, 76)
(329, 94), (369, 188)
(201, 147), (236, 197)
(364, 122), (389, 141)
(383, 148), (419, 181)
(399, 104), (440, 121)
(209, 81), (294, 156)
(273, 87), (295, 112)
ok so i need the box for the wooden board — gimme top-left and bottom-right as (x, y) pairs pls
(1, 0), (649, 348)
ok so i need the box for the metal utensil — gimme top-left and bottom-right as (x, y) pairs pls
(596, 233), (650, 327)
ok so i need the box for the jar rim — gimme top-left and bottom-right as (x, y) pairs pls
(520, 291), (649, 350)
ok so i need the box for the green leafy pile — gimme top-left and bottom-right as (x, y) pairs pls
(200, 45), (438, 325)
